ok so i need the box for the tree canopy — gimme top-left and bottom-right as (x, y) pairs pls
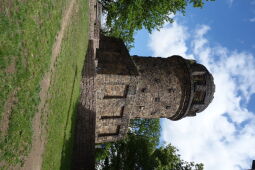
(95, 119), (204, 170)
(100, 0), (214, 48)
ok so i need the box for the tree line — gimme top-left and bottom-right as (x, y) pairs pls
(95, 119), (204, 170)
(100, 0), (214, 48)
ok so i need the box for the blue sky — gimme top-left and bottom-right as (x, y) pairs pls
(130, 0), (255, 169)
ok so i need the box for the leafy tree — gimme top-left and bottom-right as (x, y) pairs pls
(151, 144), (204, 170)
(95, 119), (160, 166)
(96, 119), (204, 170)
(98, 135), (203, 170)
(100, 0), (214, 47)
(129, 118), (160, 147)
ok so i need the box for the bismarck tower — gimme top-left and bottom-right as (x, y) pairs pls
(94, 35), (215, 143)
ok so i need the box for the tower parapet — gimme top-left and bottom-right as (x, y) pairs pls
(187, 61), (215, 117)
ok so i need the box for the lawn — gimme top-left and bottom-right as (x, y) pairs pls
(0, 0), (88, 169)
(42, 0), (89, 169)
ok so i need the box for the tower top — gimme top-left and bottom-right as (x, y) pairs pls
(188, 60), (215, 113)
(130, 55), (215, 120)
(173, 58), (215, 119)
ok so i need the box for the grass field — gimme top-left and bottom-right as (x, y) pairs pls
(42, 0), (89, 169)
(0, 0), (88, 169)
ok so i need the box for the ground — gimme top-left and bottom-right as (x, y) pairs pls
(0, 0), (89, 169)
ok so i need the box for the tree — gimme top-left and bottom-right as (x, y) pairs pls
(95, 118), (160, 167)
(100, 0), (214, 48)
(151, 145), (204, 170)
(98, 135), (203, 170)
(129, 118), (160, 147)
(96, 119), (204, 170)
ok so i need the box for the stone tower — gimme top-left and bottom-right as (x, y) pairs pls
(94, 35), (215, 143)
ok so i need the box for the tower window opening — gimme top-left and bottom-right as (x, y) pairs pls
(166, 106), (171, 109)
(151, 111), (157, 115)
(154, 78), (160, 83)
(138, 106), (145, 110)
(155, 97), (160, 102)
(192, 91), (206, 104)
(141, 88), (147, 93)
(194, 83), (206, 91)
(193, 75), (206, 85)
(168, 88), (175, 93)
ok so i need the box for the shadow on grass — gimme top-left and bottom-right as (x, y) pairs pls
(71, 104), (96, 170)
(59, 64), (78, 170)
(61, 41), (96, 170)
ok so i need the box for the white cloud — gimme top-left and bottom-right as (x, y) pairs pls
(148, 22), (194, 59)
(249, 17), (255, 22)
(149, 22), (255, 170)
(227, 0), (234, 7)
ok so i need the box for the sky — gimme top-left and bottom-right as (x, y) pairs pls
(130, 0), (255, 169)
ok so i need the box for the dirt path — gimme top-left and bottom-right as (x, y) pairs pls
(21, 0), (76, 169)
(0, 89), (18, 137)
(0, 57), (17, 138)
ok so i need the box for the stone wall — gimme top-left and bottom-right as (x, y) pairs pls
(95, 35), (139, 143)
(96, 35), (138, 75)
(94, 35), (215, 143)
(95, 74), (137, 143)
(129, 56), (191, 120)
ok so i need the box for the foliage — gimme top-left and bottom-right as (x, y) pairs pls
(101, 134), (154, 170)
(98, 138), (204, 170)
(95, 143), (112, 162)
(129, 118), (160, 147)
(95, 119), (159, 166)
(96, 119), (204, 170)
(100, 0), (214, 48)
(152, 145), (204, 170)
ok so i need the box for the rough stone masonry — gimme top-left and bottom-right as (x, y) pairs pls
(71, 1), (215, 169)
(95, 34), (215, 143)
(86, 1), (215, 144)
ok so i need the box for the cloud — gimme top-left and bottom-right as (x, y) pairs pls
(251, 0), (255, 5)
(148, 22), (194, 59)
(227, 0), (234, 7)
(249, 17), (255, 22)
(149, 22), (255, 170)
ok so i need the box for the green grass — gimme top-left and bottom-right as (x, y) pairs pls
(41, 0), (89, 169)
(0, 0), (89, 169)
